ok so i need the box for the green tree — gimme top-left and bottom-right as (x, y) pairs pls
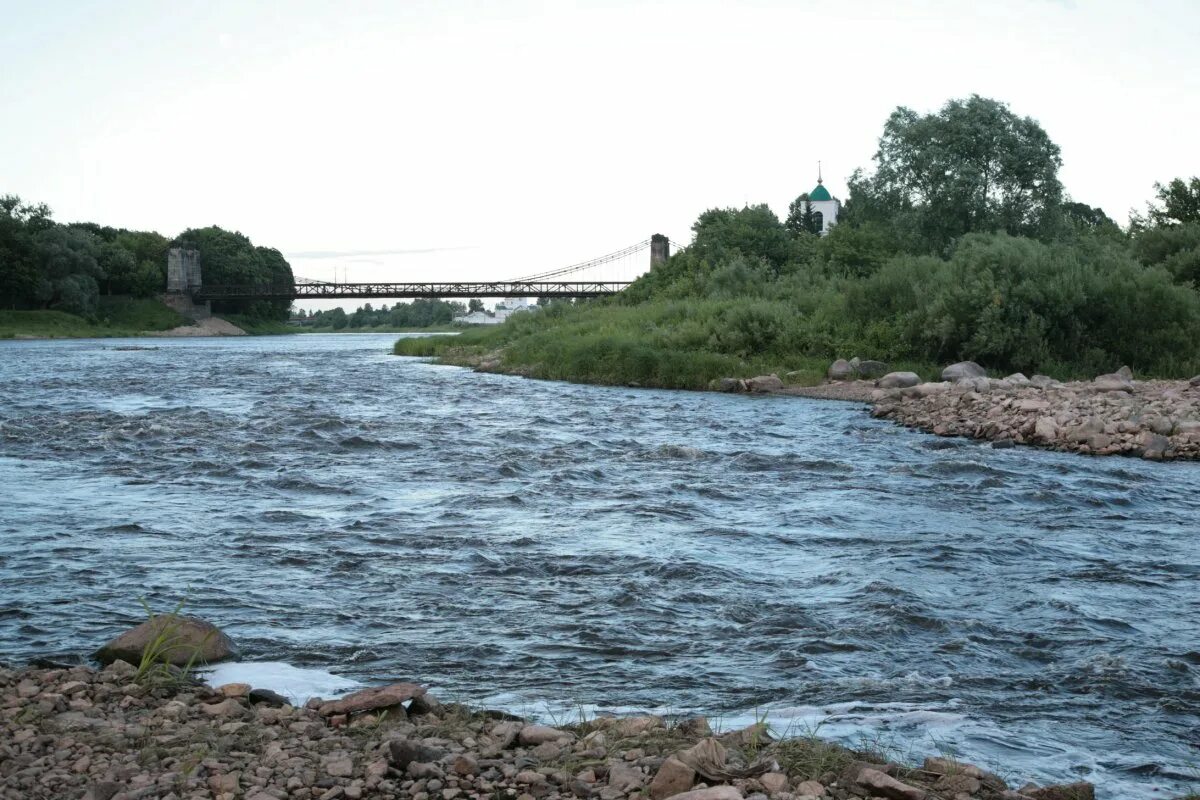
(1138, 177), (1200, 227)
(468, 298), (485, 313)
(0, 196), (50, 308)
(785, 193), (821, 237)
(692, 204), (793, 270)
(34, 225), (103, 315)
(849, 95), (1064, 253)
(174, 227), (295, 319)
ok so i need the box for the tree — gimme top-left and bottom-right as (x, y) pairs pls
(0, 196), (48, 308)
(1139, 177), (1200, 227)
(174, 227), (295, 319)
(33, 225), (103, 314)
(785, 193), (821, 237)
(691, 204), (792, 271)
(468, 298), (485, 313)
(849, 95), (1064, 253)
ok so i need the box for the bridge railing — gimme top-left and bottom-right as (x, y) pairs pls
(193, 281), (633, 301)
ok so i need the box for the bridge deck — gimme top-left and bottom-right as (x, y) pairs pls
(193, 281), (631, 301)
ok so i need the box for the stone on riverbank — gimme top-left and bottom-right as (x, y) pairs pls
(876, 371), (921, 389)
(1092, 372), (1133, 392)
(744, 374), (784, 393)
(941, 361), (986, 381)
(828, 359), (854, 380)
(828, 357), (889, 381)
(317, 681), (426, 716)
(94, 614), (238, 666)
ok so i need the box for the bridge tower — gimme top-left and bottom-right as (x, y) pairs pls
(166, 247), (202, 294)
(650, 234), (670, 268)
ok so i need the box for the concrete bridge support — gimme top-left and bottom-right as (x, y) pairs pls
(650, 234), (670, 267)
(164, 247), (211, 321)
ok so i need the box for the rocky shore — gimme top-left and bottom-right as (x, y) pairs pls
(1, 662), (1106, 800)
(866, 363), (1200, 459)
(723, 359), (1200, 461)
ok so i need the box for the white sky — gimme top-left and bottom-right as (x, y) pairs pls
(3, 0), (1198, 311)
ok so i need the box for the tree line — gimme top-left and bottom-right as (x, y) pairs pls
(0, 200), (295, 320)
(296, 300), (464, 329)
(399, 95), (1200, 384)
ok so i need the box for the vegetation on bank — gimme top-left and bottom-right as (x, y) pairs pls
(396, 95), (1200, 389)
(0, 197), (295, 321)
(296, 299), (464, 330)
(0, 297), (185, 339)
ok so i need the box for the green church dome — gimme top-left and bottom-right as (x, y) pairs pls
(809, 182), (832, 202)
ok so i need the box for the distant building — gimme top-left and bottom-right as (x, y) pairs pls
(806, 170), (844, 236)
(453, 297), (537, 326)
(807, 173), (841, 236)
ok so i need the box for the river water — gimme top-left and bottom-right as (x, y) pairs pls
(1, 334), (1197, 797)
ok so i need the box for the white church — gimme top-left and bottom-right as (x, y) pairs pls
(807, 169), (841, 236)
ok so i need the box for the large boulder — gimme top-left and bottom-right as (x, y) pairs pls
(876, 371), (921, 389)
(827, 359), (854, 381)
(744, 374), (783, 393)
(94, 615), (238, 666)
(854, 359), (889, 379)
(941, 361), (986, 381)
(913, 381), (950, 397)
(1093, 373), (1133, 393)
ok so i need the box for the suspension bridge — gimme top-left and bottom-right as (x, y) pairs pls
(190, 235), (674, 302)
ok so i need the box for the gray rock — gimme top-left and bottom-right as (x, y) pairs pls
(389, 740), (445, 770)
(854, 359), (889, 379)
(1117, 365), (1133, 381)
(1138, 431), (1170, 460)
(876, 371), (921, 389)
(1189, 375), (1200, 387)
(914, 381), (950, 397)
(744, 374), (784, 393)
(248, 688), (289, 707)
(518, 724), (574, 745)
(710, 378), (741, 393)
(1092, 373), (1133, 393)
(827, 359), (854, 381)
(941, 361), (986, 381)
(1030, 374), (1059, 389)
(1034, 417), (1057, 442)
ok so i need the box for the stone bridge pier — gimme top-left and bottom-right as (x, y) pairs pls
(162, 247), (212, 320)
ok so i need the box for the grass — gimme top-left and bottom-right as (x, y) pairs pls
(0, 297), (185, 339)
(392, 300), (944, 391)
(133, 598), (212, 687)
(222, 314), (295, 335)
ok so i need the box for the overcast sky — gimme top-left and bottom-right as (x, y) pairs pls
(3, 0), (1198, 309)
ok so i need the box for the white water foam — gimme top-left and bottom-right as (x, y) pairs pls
(200, 661), (362, 706)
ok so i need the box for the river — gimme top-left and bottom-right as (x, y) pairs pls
(0, 333), (1196, 798)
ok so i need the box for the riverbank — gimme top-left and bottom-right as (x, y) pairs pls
(1, 662), (1110, 800)
(401, 339), (1200, 461)
(0, 299), (187, 340)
